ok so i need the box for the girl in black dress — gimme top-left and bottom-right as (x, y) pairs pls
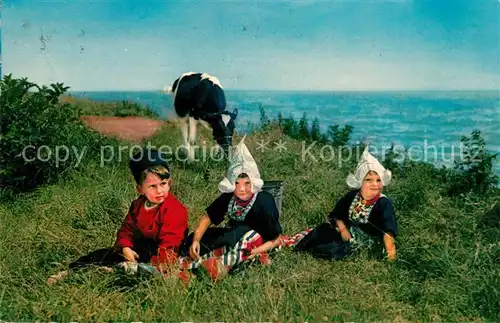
(282, 146), (398, 261)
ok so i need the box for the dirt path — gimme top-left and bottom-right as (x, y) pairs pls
(81, 116), (167, 142)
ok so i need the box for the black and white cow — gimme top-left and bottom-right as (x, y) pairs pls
(164, 72), (238, 161)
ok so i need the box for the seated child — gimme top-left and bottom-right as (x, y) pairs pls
(179, 138), (282, 280)
(47, 148), (188, 284)
(281, 146), (398, 261)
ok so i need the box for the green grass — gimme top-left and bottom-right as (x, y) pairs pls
(59, 95), (160, 118)
(1, 99), (499, 321)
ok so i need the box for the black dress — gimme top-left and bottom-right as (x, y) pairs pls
(294, 190), (398, 260)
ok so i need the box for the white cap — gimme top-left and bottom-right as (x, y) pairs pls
(346, 145), (392, 189)
(218, 136), (264, 193)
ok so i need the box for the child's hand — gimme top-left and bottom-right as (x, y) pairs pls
(189, 241), (201, 260)
(340, 228), (352, 242)
(386, 250), (397, 261)
(246, 249), (258, 260)
(123, 247), (139, 262)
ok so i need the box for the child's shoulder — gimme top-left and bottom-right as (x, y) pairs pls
(129, 195), (147, 209)
(377, 194), (395, 208)
(214, 192), (234, 203)
(345, 189), (359, 198)
(257, 190), (275, 202)
(337, 189), (359, 203)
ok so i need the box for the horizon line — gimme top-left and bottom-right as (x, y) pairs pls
(67, 88), (500, 93)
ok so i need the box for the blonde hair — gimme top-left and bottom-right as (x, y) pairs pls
(136, 165), (170, 185)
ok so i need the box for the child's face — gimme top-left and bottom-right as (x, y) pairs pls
(137, 172), (171, 204)
(360, 171), (383, 200)
(234, 176), (253, 201)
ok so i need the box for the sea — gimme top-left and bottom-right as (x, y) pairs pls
(69, 90), (500, 175)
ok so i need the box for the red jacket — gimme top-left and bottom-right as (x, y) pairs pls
(115, 193), (188, 252)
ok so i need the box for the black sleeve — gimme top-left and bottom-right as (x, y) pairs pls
(253, 192), (282, 241)
(327, 190), (357, 224)
(205, 193), (232, 225)
(378, 197), (398, 237)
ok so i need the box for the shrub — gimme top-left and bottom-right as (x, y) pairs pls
(298, 112), (311, 141)
(327, 124), (353, 147)
(310, 117), (322, 142)
(279, 116), (299, 139)
(261, 109), (352, 147)
(447, 130), (498, 196)
(258, 104), (270, 130)
(0, 75), (114, 191)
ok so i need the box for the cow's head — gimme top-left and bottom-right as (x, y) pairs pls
(202, 108), (238, 156)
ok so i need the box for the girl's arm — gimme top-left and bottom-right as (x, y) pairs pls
(336, 219), (352, 242)
(188, 215), (212, 260)
(193, 215), (212, 243)
(248, 236), (281, 258)
(335, 219), (348, 231)
(383, 233), (397, 261)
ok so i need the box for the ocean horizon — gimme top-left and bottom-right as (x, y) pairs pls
(69, 89), (500, 175)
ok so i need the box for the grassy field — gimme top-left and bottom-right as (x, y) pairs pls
(1, 93), (499, 321)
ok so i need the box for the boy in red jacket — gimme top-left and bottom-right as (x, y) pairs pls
(113, 148), (188, 269)
(47, 148), (188, 284)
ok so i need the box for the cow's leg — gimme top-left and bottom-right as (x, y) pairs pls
(188, 117), (197, 161)
(179, 116), (189, 158)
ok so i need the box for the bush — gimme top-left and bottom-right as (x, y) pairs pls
(258, 104), (270, 130)
(381, 130), (499, 197)
(447, 130), (499, 196)
(278, 116), (299, 139)
(298, 112), (311, 141)
(327, 124), (353, 147)
(310, 117), (322, 143)
(271, 110), (352, 146)
(0, 75), (115, 191)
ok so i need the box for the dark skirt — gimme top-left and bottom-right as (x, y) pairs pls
(294, 223), (353, 260)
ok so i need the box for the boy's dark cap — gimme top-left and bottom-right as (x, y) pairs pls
(129, 148), (170, 179)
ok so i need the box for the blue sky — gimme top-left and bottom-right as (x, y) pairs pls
(3, 0), (499, 91)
